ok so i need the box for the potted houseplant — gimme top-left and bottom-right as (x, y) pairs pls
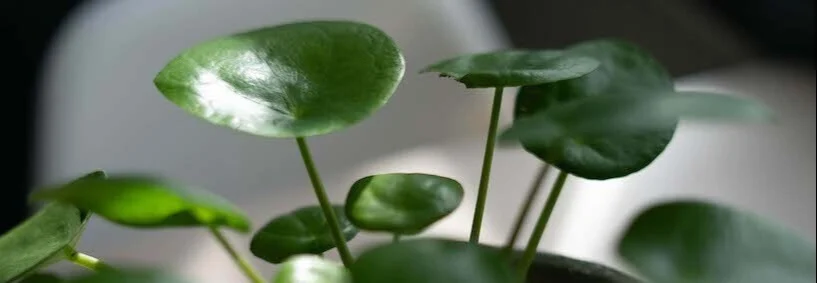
(1, 20), (813, 283)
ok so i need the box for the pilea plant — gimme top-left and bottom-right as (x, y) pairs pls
(2, 20), (814, 283)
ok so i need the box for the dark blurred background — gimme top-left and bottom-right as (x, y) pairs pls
(2, 0), (813, 233)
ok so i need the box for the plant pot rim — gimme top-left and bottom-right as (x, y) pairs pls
(522, 251), (640, 283)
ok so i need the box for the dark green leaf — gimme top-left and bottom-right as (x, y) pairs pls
(20, 273), (63, 283)
(0, 171), (103, 282)
(618, 200), (816, 283)
(513, 39), (676, 179)
(273, 255), (351, 283)
(66, 269), (189, 283)
(345, 173), (463, 235)
(250, 205), (357, 264)
(31, 176), (251, 232)
(351, 239), (518, 283)
(421, 50), (599, 88)
(154, 20), (405, 138)
(502, 91), (772, 146)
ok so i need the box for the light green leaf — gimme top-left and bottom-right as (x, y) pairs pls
(31, 176), (250, 232)
(513, 39), (676, 179)
(618, 200), (816, 283)
(350, 239), (517, 283)
(273, 255), (351, 283)
(0, 171), (103, 282)
(502, 91), (772, 146)
(345, 173), (463, 235)
(154, 20), (405, 138)
(250, 205), (357, 264)
(421, 50), (599, 88)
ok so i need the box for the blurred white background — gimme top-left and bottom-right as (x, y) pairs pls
(34, 0), (815, 282)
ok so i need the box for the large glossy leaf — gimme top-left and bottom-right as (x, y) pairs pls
(420, 50), (599, 88)
(66, 270), (189, 283)
(31, 176), (251, 232)
(154, 20), (405, 138)
(513, 39), (676, 180)
(351, 239), (517, 283)
(618, 200), (816, 283)
(345, 173), (463, 235)
(250, 205), (357, 264)
(273, 255), (351, 283)
(0, 171), (103, 282)
(502, 91), (772, 146)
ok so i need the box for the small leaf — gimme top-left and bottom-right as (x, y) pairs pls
(350, 239), (518, 283)
(273, 255), (351, 283)
(0, 171), (102, 282)
(345, 173), (464, 235)
(250, 205), (357, 264)
(19, 273), (63, 283)
(154, 20), (405, 138)
(66, 269), (189, 283)
(502, 91), (772, 146)
(513, 39), (676, 180)
(421, 50), (599, 88)
(618, 200), (816, 283)
(31, 176), (251, 232)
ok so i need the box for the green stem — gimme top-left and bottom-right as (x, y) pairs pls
(470, 87), (504, 243)
(208, 227), (265, 283)
(393, 234), (401, 243)
(64, 247), (112, 271)
(296, 137), (355, 266)
(517, 171), (568, 280)
(502, 164), (551, 256)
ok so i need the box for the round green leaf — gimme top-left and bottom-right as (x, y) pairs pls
(66, 269), (189, 283)
(31, 176), (251, 232)
(618, 200), (816, 283)
(513, 39), (676, 180)
(345, 173), (464, 235)
(502, 91), (773, 146)
(154, 20), (405, 138)
(250, 205), (357, 264)
(273, 255), (351, 283)
(0, 171), (102, 283)
(350, 239), (518, 283)
(420, 50), (600, 88)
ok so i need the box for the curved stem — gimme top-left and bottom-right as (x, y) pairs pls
(296, 137), (355, 266)
(393, 234), (401, 243)
(470, 87), (504, 243)
(517, 171), (569, 280)
(208, 227), (265, 283)
(64, 247), (112, 271)
(502, 164), (551, 256)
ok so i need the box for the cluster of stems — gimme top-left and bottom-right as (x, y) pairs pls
(71, 88), (569, 283)
(469, 87), (570, 281)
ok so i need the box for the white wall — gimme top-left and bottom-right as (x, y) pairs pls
(36, 0), (815, 281)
